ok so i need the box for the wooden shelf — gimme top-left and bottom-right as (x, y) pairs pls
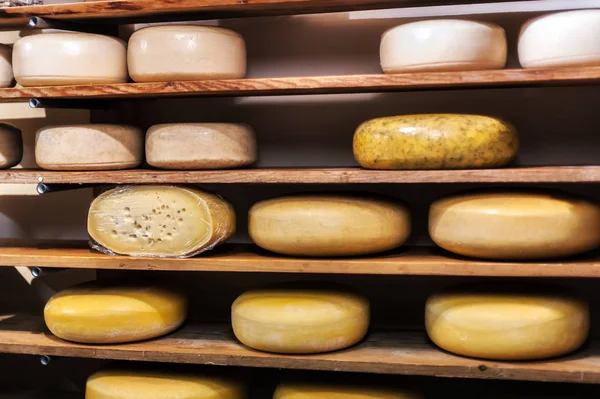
(1, 68), (600, 101)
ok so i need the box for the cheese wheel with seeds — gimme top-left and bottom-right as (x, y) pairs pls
(88, 185), (235, 257)
(0, 123), (22, 169)
(274, 383), (422, 399)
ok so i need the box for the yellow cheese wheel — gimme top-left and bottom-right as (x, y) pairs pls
(44, 282), (187, 344)
(274, 383), (422, 399)
(86, 370), (244, 399)
(426, 289), (589, 360)
(429, 191), (600, 259)
(248, 195), (410, 256)
(0, 123), (22, 169)
(232, 288), (369, 354)
(0, 44), (13, 88)
(353, 114), (518, 169)
(88, 185), (235, 257)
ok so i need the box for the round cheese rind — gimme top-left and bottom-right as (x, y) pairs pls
(232, 289), (369, 354)
(88, 185), (235, 258)
(353, 114), (518, 170)
(146, 123), (257, 169)
(86, 370), (244, 399)
(0, 123), (22, 169)
(429, 192), (600, 259)
(44, 283), (187, 344)
(380, 19), (507, 73)
(274, 383), (422, 399)
(0, 44), (13, 88)
(426, 290), (589, 360)
(248, 195), (410, 256)
(128, 25), (246, 82)
(518, 10), (600, 69)
(13, 33), (127, 87)
(35, 124), (144, 171)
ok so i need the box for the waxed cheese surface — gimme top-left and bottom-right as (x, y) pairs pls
(274, 384), (423, 399)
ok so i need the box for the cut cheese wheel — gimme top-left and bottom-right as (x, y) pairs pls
(44, 282), (187, 344)
(429, 191), (600, 259)
(353, 114), (518, 170)
(519, 10), (600, 69)
(13, 33), (127, 86)
(35, 124), (144, 171)
(425, 288), (589, 360)
(274, 383), (422, 399)
(86, 370), (244, 399)
(248, 195), (410, 256)
(146, 123), (257, 169)
(88, 185), (235, 257)
(0, 123), (22, 169)
(0, 44), (13, 88)
(128, 25), (246, 82)
(380, 20), (506, 73)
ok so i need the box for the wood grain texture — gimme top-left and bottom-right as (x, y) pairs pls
(1, 68), (600, 101)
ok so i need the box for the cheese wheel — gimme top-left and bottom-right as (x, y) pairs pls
(429, 191), (600, 259)
(518, 10), (600, 69)
(13, 33), (127, 86)
(146, 123), (257, 169)
(425, 289), (589, 360)
(380, 20), (506, 73)
(0, 123), (22, 169)
(248, 195), (410, 256)
(353, 114), (518, 170)
(128, 26), (246, 82)
(86, 370), (244, 399)
(0, 44), (13, 88)
(35, 124), (143, 171)
(232, 288), (369, 354)
(44, 282), (187, 344)
(274, 383), (422, 399)
(88, 185), (235, 257)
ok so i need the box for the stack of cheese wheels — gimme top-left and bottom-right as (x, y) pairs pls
(353, 114), (518, 170)
(13, 33), (127, 86)
(128, 25), (246, 82)
(429, 191), (600, 259)
(35, 125), (144, 171)
(86, 369), (245, 399)
(274, 383), (422, 399)
(0, 123), (22, 169)
(44, 281), (187, 344)
(88, 185), (235, 257)
(425, 284), (590, 360)
(519, 10), (600, 69)
(0, 44), (13, 88)
(380, 19), (506, 73)
(232, 286), (369, 353)
(146, 123), (257, 169)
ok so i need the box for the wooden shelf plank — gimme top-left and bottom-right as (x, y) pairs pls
(0, 314), (598, 383)
(1, 68), (599, 101)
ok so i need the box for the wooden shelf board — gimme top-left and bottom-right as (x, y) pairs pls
(1, 68), (599, 101)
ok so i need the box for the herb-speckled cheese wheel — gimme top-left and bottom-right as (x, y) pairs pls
(429, 192), (600, 259)
(0, 123), (22, 169)
(13, 33), (127, 86)
(44, 283), (187, 344)
(249, 195), (410, 256)
(519, 10), (600, 69)
(232, 289), (369, 354)
(89, 185), (235, 257)
(86, 370), (244, 399)
(426, 290), (589, 360)
(380, 20), (506, 73)
(274, 383), (422, 399)
(128, 25), (246, 82)
(353, 114), (518, 170)
(146, 123), (257, 169)
(0, 44), (13, 88)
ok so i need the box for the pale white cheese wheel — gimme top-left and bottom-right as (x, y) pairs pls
(128, 25), (246, 82)
(13, 33), (127, 86)
(35, 124), (143, 171)
(518, 10), (600, 69)
(146, 123), (257, 169)
(0, 44), (13, 88)
(380, 19), (507, 73)
(0, 123), (21, 169)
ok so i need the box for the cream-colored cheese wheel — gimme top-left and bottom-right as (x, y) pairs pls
(249, 195), (410, 256)
(429, 192), (600, 259)
(44, 282), (187, 344)
(426, 289), (589, 360)
(232, 288), (369, 354)
(519, 10), (600, 69)
(0, 44), (13, 88)
(0, 123), (22, 169)
(128, 25), (246, 82)
(146, 123), (257, 169)
(13, 33), (127, 86)
(274, 383), (422, 399)
(86, 370), (244, 399)
(88, 185), (235, 257)
(35, 124), (143, 171)
(380, 19), (506, 73)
